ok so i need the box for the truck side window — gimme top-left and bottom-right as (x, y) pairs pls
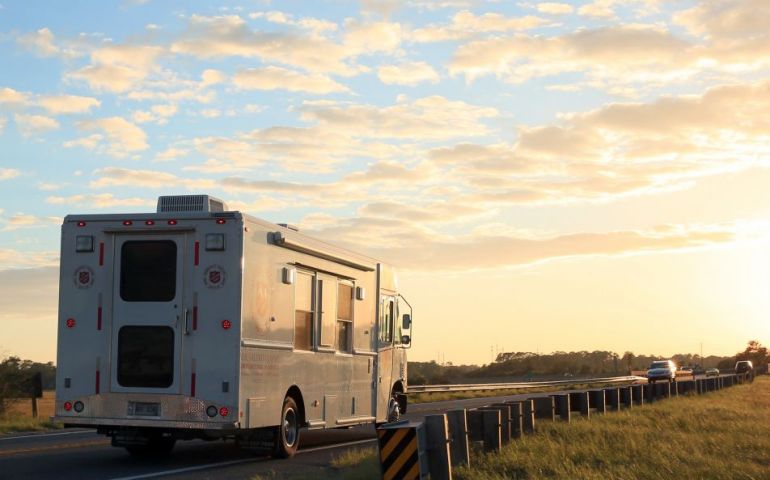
(294, 271), (314, 350)
(337, 283), (353, 353)
(379, 298), (393, 345)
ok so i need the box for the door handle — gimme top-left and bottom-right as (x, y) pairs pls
(183, 308), (190, 335)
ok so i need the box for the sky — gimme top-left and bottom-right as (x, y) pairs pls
(1, 0), (769, 365)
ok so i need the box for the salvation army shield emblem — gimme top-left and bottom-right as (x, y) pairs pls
(73, 266), (95, 289)
(204, 265), (226, 288)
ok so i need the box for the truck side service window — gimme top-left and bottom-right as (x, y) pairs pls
(294, 271), (314, 350)
(337, 282), (353, 353)
(120, 240), (177, 302)
(379, 298), (393, 345)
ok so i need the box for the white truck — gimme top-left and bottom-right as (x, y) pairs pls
(54, 195), (412, 457)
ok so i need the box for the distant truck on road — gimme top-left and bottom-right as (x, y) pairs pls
(54, 195), (413, 457)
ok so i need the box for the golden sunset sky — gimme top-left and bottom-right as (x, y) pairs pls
(0, 0), (769, 365)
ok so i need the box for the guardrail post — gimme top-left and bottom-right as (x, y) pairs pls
(568, 391), (590, 418)
(620, 386), (633, 408)
(376, 421), (429, 480)
(588, 389), (606, 414)
(446, 410), (470, 469)
(551, 394), (571, 421)
(719, 377), (725, 389)
(631, 384), (643, 405)
(425, 414), (452, 480)
(482, 409), (501, 453)
(531, 397), (555, 421)
(654, 382), (670, 399)
(521, 399), (535, 434)
(670, 381), (678, 397)
(504, 401), (523, 439)
(604, 387), (620, 411)
(481, 405), (511, 445)
(643, 383), (654, 403)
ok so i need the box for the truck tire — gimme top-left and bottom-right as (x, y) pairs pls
(273, 396), (300, 458)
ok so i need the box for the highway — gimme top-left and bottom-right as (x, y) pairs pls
(0, 390), (583, 480)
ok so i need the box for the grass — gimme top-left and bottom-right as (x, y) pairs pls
(454, 376), (770, 479)
(340, 377), (769, 479)
(0, 416), (63, 435)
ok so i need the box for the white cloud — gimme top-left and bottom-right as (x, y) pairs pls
(45, 193), (154, 208)
(16, 28), (81, 59)
(201, 68), (226, 86)
(0, 168), (20, 181)
(63, 134), (103, 150)
(411, 10), (549, 42)
(67, 44), (163, 93)
(90, 167), (216, 190)
(14, 113), (60, 136)
(0, 87), (29, 107)
(155, 147), (189, 162)
(37, 94), (100, 114)
(233, 66), (349, 94)
(378, 61), (440, 86)
(536, 3), (574, 15)
(76, 117), (148, 157)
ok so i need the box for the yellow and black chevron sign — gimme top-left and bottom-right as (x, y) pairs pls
(377, 425), (421, 480)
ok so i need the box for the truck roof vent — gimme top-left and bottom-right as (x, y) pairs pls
(157, 195), (228, 213)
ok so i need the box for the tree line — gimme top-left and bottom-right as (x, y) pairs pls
(0, 356), (56, 416)
(408, 341), (769, 385)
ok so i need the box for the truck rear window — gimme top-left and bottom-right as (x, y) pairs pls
(118, 326), (174, 388)
(120, 240), (177, 302)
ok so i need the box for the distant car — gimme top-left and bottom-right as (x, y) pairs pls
(647, 360), (676, 383)
(679, 367), (694, 376)
(735, 360), (754, 382)
(705, 368), (719, 377)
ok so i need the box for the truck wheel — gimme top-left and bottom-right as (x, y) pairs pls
(387, 395), (401, 423)
(273, 396), (300, 458)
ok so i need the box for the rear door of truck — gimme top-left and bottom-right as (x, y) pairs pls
(110, 232), (190, 395)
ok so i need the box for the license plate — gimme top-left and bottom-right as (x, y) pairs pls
(128, 401), (160, 417)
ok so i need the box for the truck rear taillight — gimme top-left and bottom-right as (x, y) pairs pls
(63, 401), (73, 411)
(122, 220), (133, 226)
(145, 220), (155, 226)
(66, 318), (76, 328)
(219, 407), (229, 417)
(221, 320), (232, 330)
(167, 219), (177, 225)
(77, 221), (87, 227)
(215, 218), (226, 225)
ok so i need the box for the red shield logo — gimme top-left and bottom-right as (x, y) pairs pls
(209, 270), (221, 284)
(79, 271), (91, 285)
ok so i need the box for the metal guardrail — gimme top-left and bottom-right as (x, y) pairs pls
(408, 375), (646, 393)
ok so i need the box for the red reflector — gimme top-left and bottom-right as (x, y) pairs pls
(122, 220), (133, 226)
(77, 221), (87, 227)
(221, 319), (232, 330)
(63, 401), (73, 411)
(219, 407), (229, 417)
(168, 219), (178, 226)
(216, 218), (226, 225)
(145, 220), (155, 226)
(66, 318), (76, 328)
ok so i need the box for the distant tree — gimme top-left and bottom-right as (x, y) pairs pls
(0, 356), (56, 416)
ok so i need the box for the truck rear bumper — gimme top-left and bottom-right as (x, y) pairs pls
(52, 416), (238, 430)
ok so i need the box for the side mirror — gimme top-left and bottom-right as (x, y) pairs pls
(401, 335), (411, 345)
(402, 314), (411, 329)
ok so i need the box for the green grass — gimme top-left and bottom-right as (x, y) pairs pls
(455, 377), (770, 479)
(341, 377), (769, 479)
(0, 416), (63, 435)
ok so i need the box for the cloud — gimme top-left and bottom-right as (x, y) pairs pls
(535, 3), (574, 15)
(233, 66), (349, 94)
(16, 27), (81, 59)
(90, 167), (216, 190)
(1, 214), (61, 231)
(673, 0), (770, 40)
(170, 15), (356, 75)
(0, 87), (29, 107)
(201, 68), (226, 86)
(13, 113), (60, 136)
(343, 20), (402, 55)
(63, 134), (103, 150)
(307, 218), (736, 271)
(0, 168), (20, 181)
(76, 117), (148, 157)
(450, 24), (690, 84)
(154, 147), (189, 162)
(67, 44), (163, 93)
(45, 193), (154, 208)
(378, 61), (440, 86)
(578, 0), (618, 19)
(411, 10), (549, 42)
(37, 94), (100, 114)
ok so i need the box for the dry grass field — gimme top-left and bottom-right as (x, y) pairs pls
(0, 391), (59, 434)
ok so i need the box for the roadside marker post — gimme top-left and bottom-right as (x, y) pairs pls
(377, 421), (429, 480)
(424, 414), (452, 480)
(619, 386), (634, 408)
(446, 409), (470, 469)
(604, 388), (620, 411)
(503, 401), (523, 439)
(480, 405), (511, 445)
(569, 391), (590, 418)
(521, 399), (535, 434)
(531, 396), (555, 421)
(551, 394), (571, 421)
(588, 389), (606, 414)
(631, 384), (644, 405)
